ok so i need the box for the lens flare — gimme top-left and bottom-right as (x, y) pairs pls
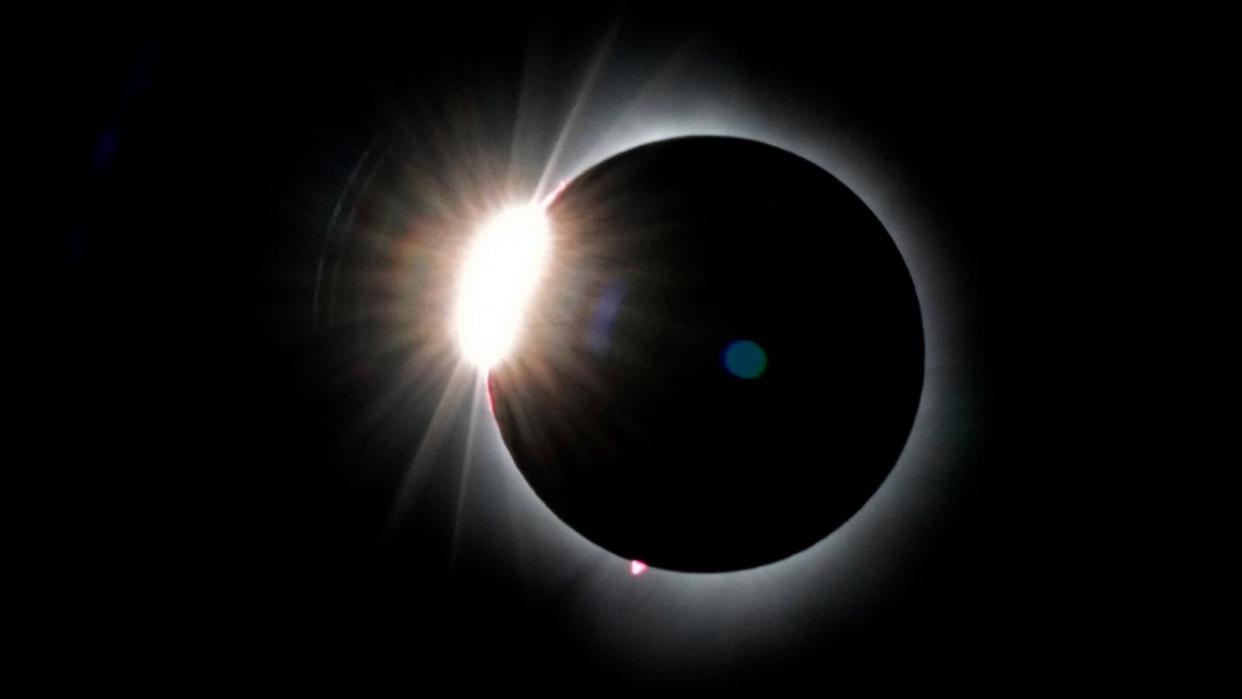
(723, 339), (768, 379)
(455, 205), (551, 370)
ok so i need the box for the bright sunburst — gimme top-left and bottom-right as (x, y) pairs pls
(454, 204), (552, 370)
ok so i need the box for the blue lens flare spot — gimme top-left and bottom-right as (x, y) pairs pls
(723, 339), (768, 380)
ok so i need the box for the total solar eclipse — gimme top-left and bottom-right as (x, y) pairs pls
(461, 136), (923, 572)
(67, 22), (1014, 687)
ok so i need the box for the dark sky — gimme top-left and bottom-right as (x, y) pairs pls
(42, 12), (1118, 689)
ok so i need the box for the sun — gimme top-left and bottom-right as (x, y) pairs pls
(454, 204), (552, 370)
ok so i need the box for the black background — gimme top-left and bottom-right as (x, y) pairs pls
(41, 11), (1132, 689)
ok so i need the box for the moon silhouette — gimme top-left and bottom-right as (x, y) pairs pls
(488, 136), (923, 572)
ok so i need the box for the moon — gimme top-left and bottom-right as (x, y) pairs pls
(485, 136), (924, 572)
